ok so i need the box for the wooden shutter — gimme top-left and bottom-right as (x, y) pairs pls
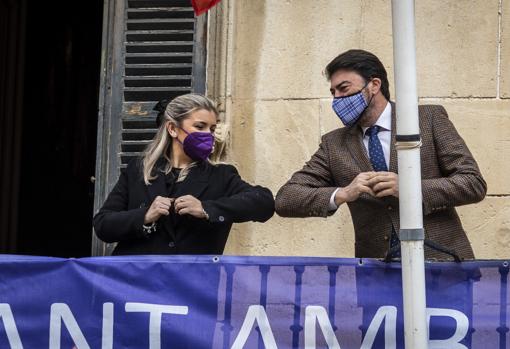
(93, 0), (206, 256)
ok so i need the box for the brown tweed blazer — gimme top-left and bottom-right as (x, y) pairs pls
(275, 103), (487, 260)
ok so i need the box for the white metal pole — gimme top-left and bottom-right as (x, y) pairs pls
(391, 0), (428, 348)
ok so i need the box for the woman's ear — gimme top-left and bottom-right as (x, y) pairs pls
(167, 122), (178, 138)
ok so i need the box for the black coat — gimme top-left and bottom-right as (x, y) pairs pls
(93, 159), (275, 255)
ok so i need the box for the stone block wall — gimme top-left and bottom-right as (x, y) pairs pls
(207, 0), (509, 258)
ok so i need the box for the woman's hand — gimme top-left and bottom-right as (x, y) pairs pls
(144, 196), (174, 224)
(174, 195), (207, 219)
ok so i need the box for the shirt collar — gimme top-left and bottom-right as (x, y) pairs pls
(362, 101), (391, 136)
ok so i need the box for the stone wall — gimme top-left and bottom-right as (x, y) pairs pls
(207, 0), (510, 259)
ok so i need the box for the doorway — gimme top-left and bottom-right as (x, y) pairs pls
(11, 0), (103, 257)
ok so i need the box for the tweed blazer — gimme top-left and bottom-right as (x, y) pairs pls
(275, 103), (487, 260)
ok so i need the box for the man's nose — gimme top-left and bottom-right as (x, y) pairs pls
(333, 90), (343, 98)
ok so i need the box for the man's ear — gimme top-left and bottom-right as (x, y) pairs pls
(369, 78), (382, 95)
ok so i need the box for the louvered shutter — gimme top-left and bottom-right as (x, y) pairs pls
(93, 0), (206, 255)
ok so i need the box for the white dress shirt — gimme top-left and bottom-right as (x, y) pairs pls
(329, 102), (392, 210)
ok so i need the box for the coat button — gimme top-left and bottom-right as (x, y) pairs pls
(387, 205), (393, 210)
(218, 216), (225, 222)
(168, 242), (175, 247)
(384, 235), (389, 241)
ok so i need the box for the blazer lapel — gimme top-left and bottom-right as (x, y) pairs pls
(389, 102), (398, 173)
(346, 125), (373, 172)
(348, 102), (397, 173)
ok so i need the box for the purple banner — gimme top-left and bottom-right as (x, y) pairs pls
(0, 255), (507, 348)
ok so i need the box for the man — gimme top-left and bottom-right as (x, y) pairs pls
(275, 49), (486, 260)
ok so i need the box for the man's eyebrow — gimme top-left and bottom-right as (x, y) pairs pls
(334, 80), (351, 90)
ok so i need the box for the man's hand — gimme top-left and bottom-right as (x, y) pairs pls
(144, 196), (174, 224)
(173, 195), (208, 219)
(367, 172), (399, 198)
(335, 172), (377, 205)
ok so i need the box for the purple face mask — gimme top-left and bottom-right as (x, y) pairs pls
(177, 128), (214, 161)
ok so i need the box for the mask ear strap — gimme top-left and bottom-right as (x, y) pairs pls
(176, 125), (190, 136)
(364, 79), (376, 107)
(168, 123), (190, 138)
(366, 92), (376, 107)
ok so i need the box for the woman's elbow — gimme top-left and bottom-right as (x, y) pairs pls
(258, 191), (275, 222)
(93, 215), (117, 243)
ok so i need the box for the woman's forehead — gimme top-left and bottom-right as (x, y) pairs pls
(187, 109), (218, 123)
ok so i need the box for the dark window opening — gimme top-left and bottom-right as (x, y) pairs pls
(15, 0), (103, 257)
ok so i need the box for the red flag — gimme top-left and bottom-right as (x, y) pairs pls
(191, 0), (222, 16)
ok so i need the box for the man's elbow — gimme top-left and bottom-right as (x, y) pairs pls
(274, 187), (304, 217)
(473, 176), (488, 202)
(462, 173), (488, 204)
(274, 187), (291, 216)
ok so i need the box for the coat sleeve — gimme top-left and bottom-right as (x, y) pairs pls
(93, 164), (148, 243)
(274, 139), (338, 218)
(200, 165), (275, 224)
(421, 106), (487, 216)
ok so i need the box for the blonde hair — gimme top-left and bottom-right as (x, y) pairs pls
(142, 94), (218, 185)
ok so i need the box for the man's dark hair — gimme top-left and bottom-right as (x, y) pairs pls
(325, 49), (390, 100)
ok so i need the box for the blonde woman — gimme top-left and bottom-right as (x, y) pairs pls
(94, 94), (274, 255)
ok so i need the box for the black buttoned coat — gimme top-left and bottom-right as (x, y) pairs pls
(94, 159), (275, 255)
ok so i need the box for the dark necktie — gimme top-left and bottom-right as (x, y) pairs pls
(367, 125), (388, 172)
(366, 125), (400, 258)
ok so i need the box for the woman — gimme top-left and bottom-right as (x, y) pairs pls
(93, 94), (275, 255)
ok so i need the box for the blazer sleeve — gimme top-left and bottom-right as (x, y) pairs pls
(421, 106), (487, 215)
(275, 139), (338, 218)
(200, 165), (275, 224)
(93, 164), (148, 243)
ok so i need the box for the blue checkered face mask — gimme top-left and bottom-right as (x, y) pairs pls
(332, 83), (370, 127)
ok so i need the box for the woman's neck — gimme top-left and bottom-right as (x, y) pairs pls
(171, 141), (193, 168)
